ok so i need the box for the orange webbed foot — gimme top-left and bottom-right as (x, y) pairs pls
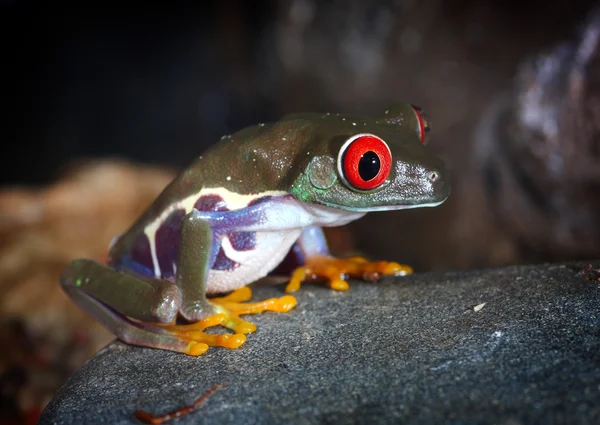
(285, 255), (412, 293)
(155, 313), (246, 356)
(155, 287), (297, 356)
(210, 286), (297, 334)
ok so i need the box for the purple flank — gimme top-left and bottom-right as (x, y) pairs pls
(194, 194), (230, 212)
(212, 247), (240, 270)
(155, 209), (186, 279)
(116, 195), (279, 278)
(125, 233), (155, 277)
(247, 196), (272, 207)
(228, 231), (256, 251)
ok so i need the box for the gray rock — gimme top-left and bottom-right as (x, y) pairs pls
(39, 261), (600, 425)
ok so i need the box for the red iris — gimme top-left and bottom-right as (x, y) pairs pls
(340, 134), (392, 190)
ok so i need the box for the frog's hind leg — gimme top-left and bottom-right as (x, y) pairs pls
(61, 259), (245, 356)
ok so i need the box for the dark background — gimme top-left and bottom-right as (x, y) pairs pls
(3, 0), (599, 271)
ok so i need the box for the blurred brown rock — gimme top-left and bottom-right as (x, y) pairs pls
(456, 6), (600, 268)
(0, 159), (175, 421)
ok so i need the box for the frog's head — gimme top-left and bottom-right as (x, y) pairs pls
(288, 103), (451, 212)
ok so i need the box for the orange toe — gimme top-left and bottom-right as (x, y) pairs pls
(285, 255), (413, 293)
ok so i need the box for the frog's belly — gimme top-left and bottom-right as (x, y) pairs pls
(205, 229), (302, 294)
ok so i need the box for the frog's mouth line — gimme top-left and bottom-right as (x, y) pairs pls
(320, 198), (448, 213)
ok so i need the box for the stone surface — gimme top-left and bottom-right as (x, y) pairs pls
(39, 261), (600, 425)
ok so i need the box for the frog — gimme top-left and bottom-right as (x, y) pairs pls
(60, 103), (450, 356)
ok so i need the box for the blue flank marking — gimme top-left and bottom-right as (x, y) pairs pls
(119, 257), (156, 278)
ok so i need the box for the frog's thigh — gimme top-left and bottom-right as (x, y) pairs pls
(61, 259), (195, 354)
(61, 258), (181, 324)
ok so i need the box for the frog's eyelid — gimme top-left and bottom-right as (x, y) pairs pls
(410, 105), (430, 144)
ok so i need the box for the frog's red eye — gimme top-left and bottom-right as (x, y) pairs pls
(338, 134), (392, 190)
(411, 105), (430, 144)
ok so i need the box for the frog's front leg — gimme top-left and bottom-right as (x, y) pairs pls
(284, 226), (413, 293)
(175, 210), (296, 336)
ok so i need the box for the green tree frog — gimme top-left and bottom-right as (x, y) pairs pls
(61, 104), (450, 356)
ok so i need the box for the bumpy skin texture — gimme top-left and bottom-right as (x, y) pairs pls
(60, 103), (451, 356)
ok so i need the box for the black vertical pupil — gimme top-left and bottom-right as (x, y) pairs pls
(358, 151), (380, 181)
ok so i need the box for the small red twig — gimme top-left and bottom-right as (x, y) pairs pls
(134, 382), (225, 424)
